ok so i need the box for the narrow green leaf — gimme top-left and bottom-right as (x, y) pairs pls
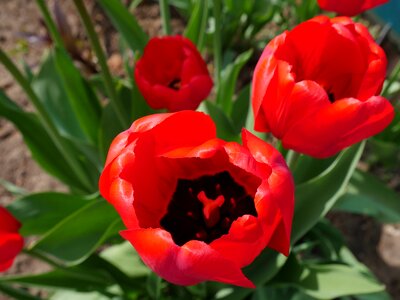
(0, 265), (112, 291)
(0, 283), (41, 300)
(231, 84), (250, 134)
(98, 81), (154, 161)
(292, 142), (365, 242)
(216, 49), (253, 113)
(200, 101), (238, 142)
(293, 155), (336, 185)
(184, 0), (209, 49)
(334, 170), (400, 223)
(6, 192), (87, 236)
(97, 0), (148, 54)
(53, 48), (101, 144)
(31, 199), (123, 266)
(0, 91), (86, 190)
(32, 52), (88, 141)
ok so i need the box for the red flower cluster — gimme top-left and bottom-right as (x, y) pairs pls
(0, 207), (23, 272)
(135, 36), (213, 112)
(252, 16), (394, 158)
(317, 0), (389, 16)
(99, 111), (294, 288)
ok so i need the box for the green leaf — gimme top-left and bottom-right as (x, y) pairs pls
(199, 101), (238, 142)
(147, 273), (163, 300)
(0, 283), (41, 300)
(99, 102), (124, 162)
(53, 48), (101, 144)
(98, 81), (154, 161)
(293, 155), (336, 185)
(273, 256), (384, 299)
(216, 49), (253, 113)
(6, 192), (87, 236)
(97, 0), (148, 54)
(368, 138), (399, 167)
(0, 91), (86, 190)
(334, 170), (400, 223)
(292, 142), (365, 242)
(0, 265), (112, 291)
(251, 286), (297, 300)
(50, 290), (109, 300)
(184, 0), (209, 49)
(356, 291), (392, 300)
(214, 250), (287, 300)
(32, 52), (88, 142)
(231, 84), (250, 134)
(31, 199), (123, 266)
(100, 241), (149, 278)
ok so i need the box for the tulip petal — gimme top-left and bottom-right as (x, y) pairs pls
(210, 215), (273, 267)
(0, 232), (24, 272)
(121, 228), (255, 288)
(0, 207), (21, 233)
(284, 96), (394, 158)
(242, 130), (294, 254)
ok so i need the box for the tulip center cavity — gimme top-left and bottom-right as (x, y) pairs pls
(160, 171), (257, 246)
(168, 78), (182, 90)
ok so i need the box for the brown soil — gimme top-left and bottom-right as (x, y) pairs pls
(0, 1), (399, 300)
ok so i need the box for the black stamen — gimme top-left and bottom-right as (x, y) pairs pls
(160, 171), (257, 246)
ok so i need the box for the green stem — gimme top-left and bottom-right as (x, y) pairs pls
(212, 0), (222, 89)
(73, 0), (128, 128)
(286, 150), (301, 171)
(35, 0), (64, 48)
(0, 49), (93, 192)
(160, 0), (172, 35)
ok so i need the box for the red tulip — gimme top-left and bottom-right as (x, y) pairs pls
(134, 36), (213, 112)
(318, 0), (388, 16)
(99, 111), (294, 288)
(252, 16), (394, 158)
(0, 207), (23, 272)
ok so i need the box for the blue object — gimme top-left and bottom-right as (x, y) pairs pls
(372, 0), (400, 38)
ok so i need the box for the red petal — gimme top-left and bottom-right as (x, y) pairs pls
(318, 0), (388, 16)
(121, 228), (255, 288)
(242, 130), (294, 254)
(283, 96), (394, 158)
(210, 215), (271, 267)
(0, 232), (23, 272)
(0, 207), (21, 233)
(252, 32), (289, 133)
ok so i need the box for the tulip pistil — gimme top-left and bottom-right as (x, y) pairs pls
(160, 171), (257, 246)
(197, 191), (225, 228)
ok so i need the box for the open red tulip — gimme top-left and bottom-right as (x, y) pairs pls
(252, 16), (394, 158)
(99, 111), (294, 288)
(0, 207), (24, 272)
(318, 0), (388, 16)
(134, 36), (213, 112)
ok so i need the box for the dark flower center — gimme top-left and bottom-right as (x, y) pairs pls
(160, 171), (257, 246)
(168, 78), (181, 90)
(327, 90), (335, 103)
